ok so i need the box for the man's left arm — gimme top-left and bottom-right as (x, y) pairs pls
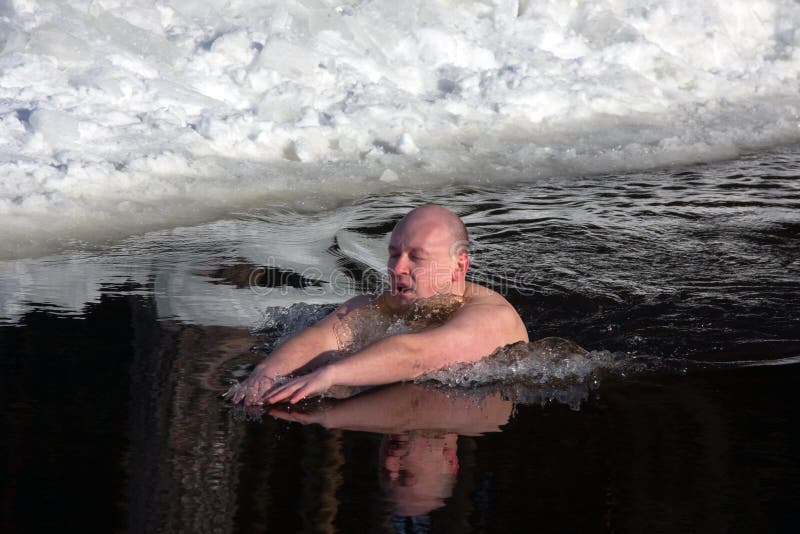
(264, 302), (523, 404)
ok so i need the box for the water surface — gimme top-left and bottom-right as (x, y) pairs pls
(2, 148), (799, 532)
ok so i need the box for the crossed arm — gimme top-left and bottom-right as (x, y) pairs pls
(265, 300), (522, 404)
(233, 294), (525, 406)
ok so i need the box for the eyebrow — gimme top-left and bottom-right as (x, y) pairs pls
(388, 245), (430, 255)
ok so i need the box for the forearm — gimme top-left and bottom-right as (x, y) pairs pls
(234, 323), (339, 405)
(325, 303), (522, 388)
(262, 297), (525, 405)
(257, 294), (373, 378)
(254, 323), (336, 378)
(263, 327), (485, 405)
(325, 332), (443, 387)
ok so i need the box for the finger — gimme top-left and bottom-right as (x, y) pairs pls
(257, 382), (281, 404)
(266, 380), (305, 404)
(225, 380), (248, 404)
(245, 377), (275, 406)
(245, 383), (268, 406)
(266, 385), (299, 404)
(232, 385), (246, 404)
(243, 385), (257, 405)
(284, 374), (330, 404)
(234, 385), (252, 405)
(290, 383), (315, 404)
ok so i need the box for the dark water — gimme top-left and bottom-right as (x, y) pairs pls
(2, 148), (799, 533)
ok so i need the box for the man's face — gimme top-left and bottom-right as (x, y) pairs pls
(386, 215), (459, 308)
(380, 432), (458, 517)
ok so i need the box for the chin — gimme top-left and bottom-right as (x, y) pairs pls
(389, 291), (416, 309)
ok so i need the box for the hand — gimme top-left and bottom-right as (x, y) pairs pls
(264, 366), (335, 404)
(230, 364), (276, 406)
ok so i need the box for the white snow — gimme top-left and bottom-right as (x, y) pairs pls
(1, 0), (799, 259)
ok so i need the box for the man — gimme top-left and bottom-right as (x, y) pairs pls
(232, 203), (528, 405)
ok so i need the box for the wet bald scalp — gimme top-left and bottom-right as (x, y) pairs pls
(395, 204), (469, 255)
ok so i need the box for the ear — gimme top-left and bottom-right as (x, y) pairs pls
(452, 251), (469, 281)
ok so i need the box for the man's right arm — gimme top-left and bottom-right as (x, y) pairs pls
(232, 295), (370, 405)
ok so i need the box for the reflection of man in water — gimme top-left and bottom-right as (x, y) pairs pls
(381, 432), (459, 520)
(232, 203), (529, 405)
(270, 383), (512, 528)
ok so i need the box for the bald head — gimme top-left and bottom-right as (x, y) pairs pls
(394, 204), (468, 256)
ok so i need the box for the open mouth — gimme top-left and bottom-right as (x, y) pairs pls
(394, 282), (414, 297)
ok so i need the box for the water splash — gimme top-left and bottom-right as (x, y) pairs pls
(336, 294), (464, 352)
(255, 302), (336, 350)
(417, 337), (626, 410)
(240, 299), (800, 411)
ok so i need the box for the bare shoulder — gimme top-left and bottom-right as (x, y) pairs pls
(453, 282), (529, 343)
(313, 294), (374, 329)
(334, 294), (374, 316)
(462, 281), (512, 306)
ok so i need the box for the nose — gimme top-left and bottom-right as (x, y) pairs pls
(390, 253), (411, 276)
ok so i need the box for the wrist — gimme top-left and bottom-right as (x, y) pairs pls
(322, 362), (341, 387)
(253, 362), (278, 379)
